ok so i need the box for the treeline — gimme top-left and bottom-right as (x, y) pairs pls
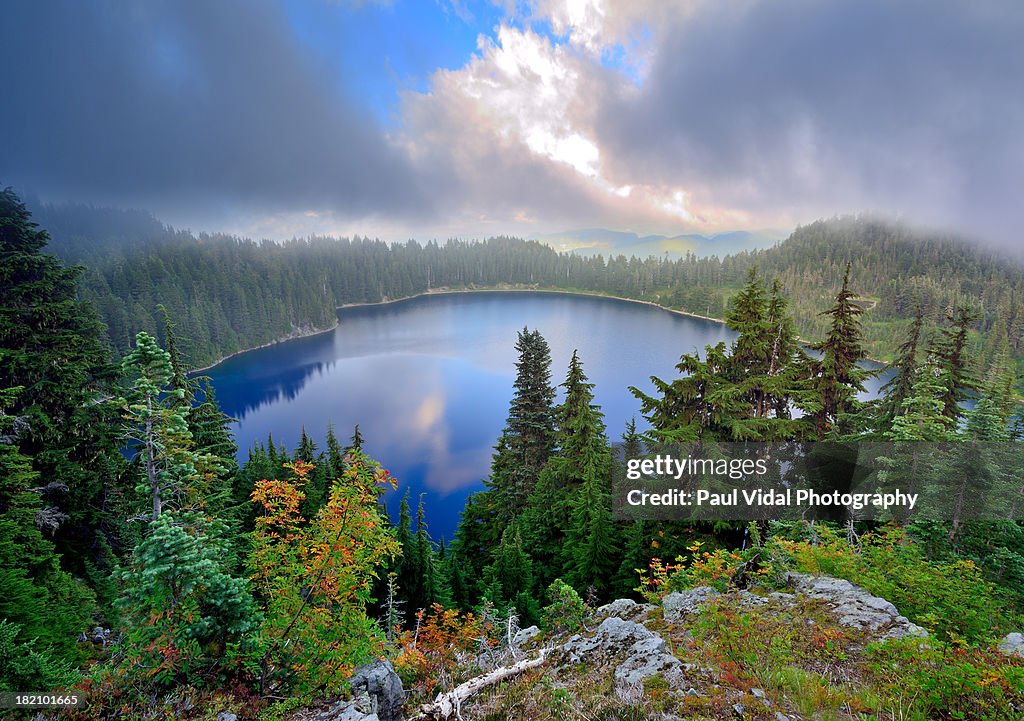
(34, 204), (1024, 376)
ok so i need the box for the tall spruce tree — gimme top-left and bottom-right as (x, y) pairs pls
(122, 331), (216, 520)
(0, 187), (124, 606)
(485, 328), (556, 531)
(931, 305), (978, 422)
(879, 305), (926, 426)
(808, 263), (872, 436)
(0, 388), (92, 686)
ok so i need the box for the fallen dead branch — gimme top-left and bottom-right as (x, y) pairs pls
(409, 648), (552, 720)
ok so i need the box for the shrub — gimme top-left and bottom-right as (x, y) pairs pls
(394, 603), (486, 698)
(866, 636), (1024, 720)
(543, 579), (585, 635)
(768, 524), (1015, 643)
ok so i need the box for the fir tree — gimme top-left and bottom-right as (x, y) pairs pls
(807, 263), (872, 436)
(0, 187), (124, 608)
(481, 526), (535, 615)
(121, 331), (217, 520)
(565, 470), (617, 597)
(325, 423), (346, 478)
(348, 424), (364, 452)
(930, 305), (978, 422)
(0, 388), (92, 683)
(523, 351), (612, 587)
(491, 329), (556, 516)
(879, 305), (926, 426)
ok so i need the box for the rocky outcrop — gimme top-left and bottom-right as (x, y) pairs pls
(559, 616), (685, 684)
(512, 625), (541, 647)
(786, 573), (928, 640)
(999, 632), (1024, 657)
(661, 587), (721, 622)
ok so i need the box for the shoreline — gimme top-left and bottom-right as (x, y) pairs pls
(190, 285), (890, 373)
(191, 286), (723, 374)
(188, 321), (340, 375)
(338, 286), (727, 324)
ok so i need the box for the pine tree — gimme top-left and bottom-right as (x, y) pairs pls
(325, 424), (346, 478)
(632, 341), (744, 441)
(879, 305), (926, 426)
(296, 428), (330, 519)
(481, 526), (535, 615)
(523, 351), (613, 587)
(0, 388), (92, 685)
(807, 263), (872, 436)
(348, 424), (365, 452)
(413, 494), (439, 611)
(485, 328), (556, 534)
(565, 470), (617, 597)
(0, 187), (124, 609)
(394, 490), (421, 610)
(121, 331), (216, 520)
(931, 305), (978, 422)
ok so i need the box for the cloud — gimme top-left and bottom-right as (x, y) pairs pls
(593, 0), (1024, 245)
(0, 0), (428, 225)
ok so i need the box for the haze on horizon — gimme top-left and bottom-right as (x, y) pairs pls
(2, 0), (1022, 250)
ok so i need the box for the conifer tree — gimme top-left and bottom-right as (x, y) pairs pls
(349, 424), (364, 452)
(296, 428), (330, 518)
(931, 305), (978, 422)
(325, 423), (346, 478)
(413, 494), (439, 611)
(121, 331), (223, 521)
(0, 187), (124, 604)
(481, 526), (535, 616)
(565, 470), (617, 596)
(632, 341), (744, 441)
(879, 306), (926, 426)
(0, 388), (91, 685)
(486, 329), (556, 526)
(394, 490), (421, 610)
(523, 351), (612, 587)
(807, 263), (872, 436)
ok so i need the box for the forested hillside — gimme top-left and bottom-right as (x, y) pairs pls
(34, 204), (1024, 379)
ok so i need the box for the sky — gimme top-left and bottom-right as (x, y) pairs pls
(2, 0), (1023, 247)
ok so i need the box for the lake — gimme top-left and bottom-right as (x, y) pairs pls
(203, 291), (890, 540)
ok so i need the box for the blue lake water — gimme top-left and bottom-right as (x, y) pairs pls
(203, 291), (890, 540)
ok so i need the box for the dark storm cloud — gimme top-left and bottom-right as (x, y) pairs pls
(597, 0), (1024, 245)
(0, 0), (428, 221)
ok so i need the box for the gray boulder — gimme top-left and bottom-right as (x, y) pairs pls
(560, 616), (684, 684)
(786, 573), (927, 640)
(512, 625), (541, 646)
(662, 587), (721, 622)
(307, 701), (378, 721)
(348, 660), (404, 721)
(594, 598), (655, 621)
(999, 632), (1024, 657)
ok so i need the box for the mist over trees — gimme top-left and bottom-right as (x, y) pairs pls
(31, 203), (1024, 387)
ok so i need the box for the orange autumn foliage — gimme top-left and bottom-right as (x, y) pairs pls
(249, 455), (399, 695)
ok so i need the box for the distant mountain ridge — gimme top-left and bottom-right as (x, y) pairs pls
(534, 227), (787, 258)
